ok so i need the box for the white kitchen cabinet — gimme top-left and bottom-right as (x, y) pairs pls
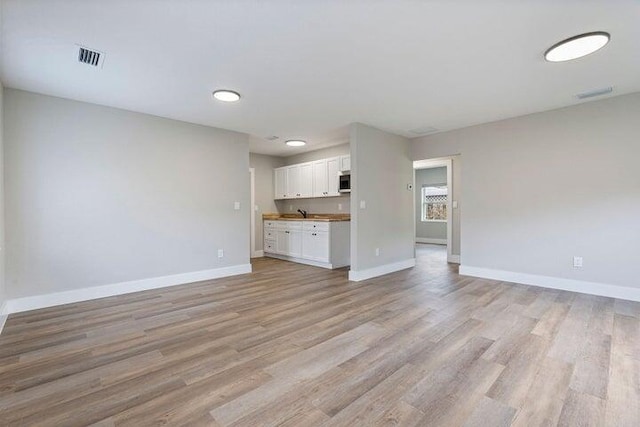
(339, 155), (351, 172)
(264, 220), (349, 269)
(286, 165), (300, 198)
(274, 155), (344, 200)
(327, 157), (340, 196)
(312, 160), (328, 197)
(274, 167), (288, 199)
(275, 221), (302, 257)
(298, 163), (313, 198)
(312, 158), (340, 197)
(274, 163), (313, 199)
(302, 227), (329, 262)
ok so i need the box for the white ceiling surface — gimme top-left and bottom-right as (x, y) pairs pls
(2, 1), (639, 156)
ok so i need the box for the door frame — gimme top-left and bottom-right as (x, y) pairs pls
(413, 158), (456, 263)
(250, 167), (257, 258)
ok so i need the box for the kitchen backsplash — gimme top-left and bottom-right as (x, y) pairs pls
(274, 195), (351, 214)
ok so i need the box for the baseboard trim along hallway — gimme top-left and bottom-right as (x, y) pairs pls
(460, 265), (640, 302)
(3, 263), (253, 315)
(349, 258), (416, 282)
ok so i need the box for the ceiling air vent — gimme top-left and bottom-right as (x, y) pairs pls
(409, 126), (439, 136)
(576, 86), (613, 99)
(77, 46), (103, 67)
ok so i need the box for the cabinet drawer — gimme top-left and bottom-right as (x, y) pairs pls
(264, 240), (276, 253)
(276, 221), (303, 230)
(264, 220), (278, 229)
(264, 229), (276, 240)
(303, 221), (329, 232)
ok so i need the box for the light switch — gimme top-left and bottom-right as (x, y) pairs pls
(234, 202), (240, 210)
(452, 201), (458, 209)
(360, 200), (366, 209)
(338, 203), (342, 211)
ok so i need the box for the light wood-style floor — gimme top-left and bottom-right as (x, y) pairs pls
(1, 244), (639, 426)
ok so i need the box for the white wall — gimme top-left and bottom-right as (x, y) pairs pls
(415, 167), (447, 241)
(0, 84), (5, 315)
(283, 143), (349, 165)
(250, 153), (285, 252)
(350, 123), (414, 279)
(413, 93), (640, 295)
(4, 89), (251, 300)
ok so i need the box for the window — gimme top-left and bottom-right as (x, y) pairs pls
(422, 185), (447, 222)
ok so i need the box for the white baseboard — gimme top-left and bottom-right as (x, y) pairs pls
(251, 250), (264, 258)
(264, 252), (347, 269)
(448, 254), (460, 264)
(459, 265), (640, 302)
(416, 238), (447, 245)
(0, 301), (8, 336)
(4, 263), (253, 315)
(349, 258), (416, 282)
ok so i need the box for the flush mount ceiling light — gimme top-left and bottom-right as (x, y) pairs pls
(212, 90), (241, 102)
(285, 140), (306, 147)
(544, 32), (610, 62)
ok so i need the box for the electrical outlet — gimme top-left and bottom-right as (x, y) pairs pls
(218, 249), (224, 258)
(360, 200), (366, 209)
(234, 202), (240, 210)
(573, 256), (583, 268)
(338, 203), (342, 211)
(375, 248), (380, 256)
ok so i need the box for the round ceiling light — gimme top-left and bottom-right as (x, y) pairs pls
(212, 90), (241, 102)
(544, 32), (610, 62)
(285, 140), (306, 147)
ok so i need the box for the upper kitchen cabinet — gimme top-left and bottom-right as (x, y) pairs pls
(298, 163), (313, 198)
(312, 157), (340, 198)
(339, 155), (350, 172)
(274, 155), (346, 200)
(275, 163), (313, 199)
(275, 167), (288, 199)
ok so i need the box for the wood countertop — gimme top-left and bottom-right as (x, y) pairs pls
(262, 213), (350, 222)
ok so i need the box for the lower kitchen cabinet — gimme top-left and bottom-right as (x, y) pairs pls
(264, 220), (350, 269)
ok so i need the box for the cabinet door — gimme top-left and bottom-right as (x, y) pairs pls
(298, 163), (313, 198)
(312, 160), (328, 197)
(302, 230), (315, 259)
(302, 230), (329, 261)
(274, 168), (288, 199)
(276, 229), (289, 254)
(287, 165), (300, 198)
(339, 155), (351, 172)
(314, 232), (330, 262)
(288, 229), (302, 258)
(326, 157), (340, 196)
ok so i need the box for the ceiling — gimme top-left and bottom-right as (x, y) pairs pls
(2, 1), (639, 156)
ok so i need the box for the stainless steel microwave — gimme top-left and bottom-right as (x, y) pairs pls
(339, 173), (351, 193)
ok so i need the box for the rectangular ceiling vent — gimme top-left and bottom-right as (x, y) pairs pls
(409, 126), (439, 136)
(576, 86), (613, 99)
(77, 46), (103, 67)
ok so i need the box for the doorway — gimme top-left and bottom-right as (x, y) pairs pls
(413, 158), (458, 264)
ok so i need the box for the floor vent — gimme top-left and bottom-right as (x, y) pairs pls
(78, 47), (103, 67)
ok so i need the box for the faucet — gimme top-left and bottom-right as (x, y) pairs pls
(297, 209), (307, 218)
